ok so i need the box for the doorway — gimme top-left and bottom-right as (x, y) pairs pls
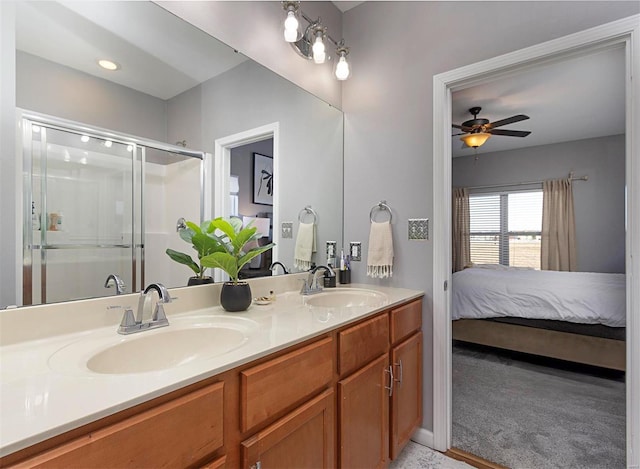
(214, 122), (280, 282)
(431, 14), (640, 466)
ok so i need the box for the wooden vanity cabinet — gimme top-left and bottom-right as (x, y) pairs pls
(241, 389), (335, 469)
(338, 298), (423, 467)
(2, 298), (423, 469)
(4, 381), (225, 469)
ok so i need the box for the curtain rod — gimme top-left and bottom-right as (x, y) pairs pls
(463, 173), (588, 191)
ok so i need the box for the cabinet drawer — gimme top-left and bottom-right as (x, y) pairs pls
(241, 337), (333, 432)
(390, 299), (422, 344)
(339, 313), (389, 376)
(14, 381), (224, 468)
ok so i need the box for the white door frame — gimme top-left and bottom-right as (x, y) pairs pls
(213, 123), (279, 283)
(432, 15), (640, 466)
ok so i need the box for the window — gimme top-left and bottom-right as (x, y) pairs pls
(230, 175), (239, 217)
(469, 190), (543, 269)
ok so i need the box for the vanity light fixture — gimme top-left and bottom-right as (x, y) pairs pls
(282, 1), (351, 80)
(460, 132), (491, 149)
(98, 59), (120, 71)
(334, 42), (350, 80)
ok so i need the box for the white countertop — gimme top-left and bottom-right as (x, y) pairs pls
(0, 282), (423, 458)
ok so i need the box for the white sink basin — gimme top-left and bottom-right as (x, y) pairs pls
(48, 315), (259, 375)
(304, 288), (388, 308)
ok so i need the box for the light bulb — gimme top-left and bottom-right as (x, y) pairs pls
(284, 11), (299, 43)
(284, 27), (298, 43)
(80, 135), (90, 143)
(104, 140), (113, 148)
(312, 36), (326, 64)
(335, 55), (350, 80)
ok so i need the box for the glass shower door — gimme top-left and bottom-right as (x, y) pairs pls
(23, 121), (143, 304)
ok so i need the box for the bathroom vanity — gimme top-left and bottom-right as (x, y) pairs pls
(0, 275), (423, 468)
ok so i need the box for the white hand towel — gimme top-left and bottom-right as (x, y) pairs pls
(294, 221), (316, 270)
(367, 221), (394, 278)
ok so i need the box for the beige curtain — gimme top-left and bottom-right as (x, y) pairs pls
(452, 188), (470, 272)
(541, 178), (577, 271)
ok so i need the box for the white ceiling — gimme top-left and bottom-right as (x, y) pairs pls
(451, 45), (626, 157)
(332, 1), (365, 12)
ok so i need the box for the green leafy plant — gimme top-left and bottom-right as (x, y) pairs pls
(200, 217), (275, 284)
(165, 220), (224, 280)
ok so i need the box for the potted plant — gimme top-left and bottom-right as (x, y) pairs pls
(165, 220), (221, 286)
(201, 217), (275, 312)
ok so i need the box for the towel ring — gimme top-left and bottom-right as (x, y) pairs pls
(298, 206), (318, 223)
(370, 201), (392, 223)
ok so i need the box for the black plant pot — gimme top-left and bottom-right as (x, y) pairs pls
(187, 276), (214, 286)
(220, 282), (252, 312)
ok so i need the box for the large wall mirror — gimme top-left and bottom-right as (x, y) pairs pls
(4, 1), (344, 308)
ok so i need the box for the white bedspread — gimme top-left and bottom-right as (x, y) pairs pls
(451, 266), (626, 327)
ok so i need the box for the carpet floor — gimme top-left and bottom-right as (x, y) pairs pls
(452, 343), (626, 468)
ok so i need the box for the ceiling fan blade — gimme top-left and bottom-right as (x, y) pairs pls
(452, 123), (473, 131)
(452, 132), (466, 136)
(489, 129), (531, 137)
(487, 114), (530, 129)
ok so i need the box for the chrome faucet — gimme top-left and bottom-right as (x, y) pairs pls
(300, 265), (335, 295)
(269, 261), (289, 275)
(117, 283), (172, 335)
(104, 274), (126, 295)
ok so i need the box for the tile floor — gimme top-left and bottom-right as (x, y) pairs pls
(390, 441), (473, 469)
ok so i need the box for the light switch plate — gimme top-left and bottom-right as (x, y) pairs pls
(408, 218), (429, 240)
(282, 222), (293, 239)
(326, 241), (337, 264)
(349, 242), (362, 261)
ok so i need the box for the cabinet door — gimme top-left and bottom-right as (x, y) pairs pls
(241, 389), (335, 469)
(338, 354), (390, 469)
(390, 331), (423, 460)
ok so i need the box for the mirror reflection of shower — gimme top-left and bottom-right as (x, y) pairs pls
(21, 111), (205, 306)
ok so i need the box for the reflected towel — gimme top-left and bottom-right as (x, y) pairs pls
(367, 221), (394, 278)
(294, 221), (316, 270)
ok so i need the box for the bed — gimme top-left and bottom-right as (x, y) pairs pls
(451, 265), (626, 370)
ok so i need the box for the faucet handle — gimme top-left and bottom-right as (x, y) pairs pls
(151, 304), (170, 327)
(118, 307), (136, 328)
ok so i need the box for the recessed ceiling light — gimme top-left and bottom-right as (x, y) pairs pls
(98, 59), (120, 71)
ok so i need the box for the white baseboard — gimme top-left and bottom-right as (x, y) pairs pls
(410, 427), (434, 448)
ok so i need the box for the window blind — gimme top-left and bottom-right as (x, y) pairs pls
(469, 190), (542, 269)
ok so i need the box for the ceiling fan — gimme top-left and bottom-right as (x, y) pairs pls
(453, 106), (531, 149)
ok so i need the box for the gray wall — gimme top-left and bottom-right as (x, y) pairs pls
(453, 135), (626, 274)
(16, 51), (167, 142)
(0, 2), (17, 307)
(157, 0), (343, 109)
(341, 1), (638, 431)
(168, 59), (344, 272)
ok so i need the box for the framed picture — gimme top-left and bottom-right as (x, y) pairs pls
(252, 153), (273, 205)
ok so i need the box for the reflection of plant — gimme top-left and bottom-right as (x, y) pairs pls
(165, 220), (223, 280)
(201, 217), (275, 285)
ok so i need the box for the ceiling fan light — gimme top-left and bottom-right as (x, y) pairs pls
(461, 132), (491, 148)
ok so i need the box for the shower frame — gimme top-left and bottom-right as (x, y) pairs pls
(20, 110), (205, 305)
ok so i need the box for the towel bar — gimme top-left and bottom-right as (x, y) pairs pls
(370, 201), (392, 223)
(298, 206), (318, 223)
